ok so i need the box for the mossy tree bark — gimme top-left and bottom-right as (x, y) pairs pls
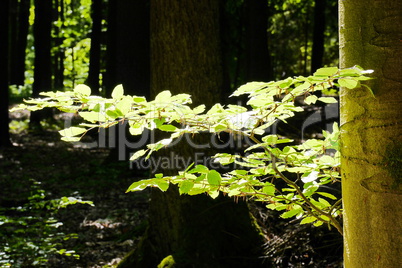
(118, 1), (264, 267)
(339, 1), (402, 267)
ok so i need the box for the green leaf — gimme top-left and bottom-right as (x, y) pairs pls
(232, 82), (267, 96)
(305, 95), (318, 104)
(59, 127), (86, 137)
(61, 137), (81, 142)
(179, 181), (194, 194)
(155, 90), (172, 102)
(262, 135), (278, 145)
(130, 149), (147, 161)
(111, 84), (124, 99)
(318, 197), (331, 208)
(262, 184), (275, 196)
(318, 97), (338, 103)
(155, 180), (169, 191)
(313, 221), (324, 227)
(208, 190), (220, 199)
(133, 96), (147, 103)
(338, 78), (359, 89)
(73, 84), (91, 96)
(188, 165), (209, 174)
(316, 192), (337, 200)
(116, 96), (133, 115)
(280, 208), (302, 219)
(314, 67), (338, 77)
(193, 104), (206, 114)
(158, 125), (178, 132)
(79, 111), (106, 122)
(207, 170), (222, 186)
(300, 216), (317, 224)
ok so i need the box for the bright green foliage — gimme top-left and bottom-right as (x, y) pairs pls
(11, 66), (372, 235)
(0, 180), (93, 267)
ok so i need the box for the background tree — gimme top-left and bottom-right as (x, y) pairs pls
(29, 0), (53, 129)
(339, 0), (402, 267)
(244, 0), (272, 82)
(104, 0), (150, 97)
(0, 0), (11, 147)
(54, 0), (65, 91)
(86, 0), (103, 95)
(118, 1), (264, 267)
(9, 0), (30, 86)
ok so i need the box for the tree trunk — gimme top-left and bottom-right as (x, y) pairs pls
(244, 0), (272, 82)
(0, 0), (11, 147)
(30, 0), (53, 129)
(311, 0), (325, 73)
(9, 0), (29, 86)
(104, 0), (150, 97)
(54, 0), (65, 91)
(339, 1), (402, 267)
(118, 1), (264, 267)
(87, 0), (102, 95)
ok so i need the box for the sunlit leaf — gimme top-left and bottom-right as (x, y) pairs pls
(111, 84), (124, 99)
(73, 84), (91, 96)
(59, 127), (86, 137)
(338, 78), (359, 89)
(130, 149), (147, 161)
(207, 170), (221, 186)
(314, 67), (338, 77)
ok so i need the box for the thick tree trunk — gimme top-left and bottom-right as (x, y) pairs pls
(339, 1), (402, 267)
(118, 1), (264, 267)
(0, 0), (11, 147)
(104, 0), (150, 97)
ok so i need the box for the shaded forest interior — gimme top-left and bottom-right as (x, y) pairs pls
(1, 0), (344, 267)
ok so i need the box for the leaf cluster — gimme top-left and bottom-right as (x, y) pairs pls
(11, 66), (373, 235)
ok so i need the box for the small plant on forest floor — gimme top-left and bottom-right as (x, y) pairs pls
(0, 180), (93, 267)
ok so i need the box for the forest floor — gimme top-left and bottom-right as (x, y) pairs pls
(1, 121), (150, 267)
(1, 113), (344, 268)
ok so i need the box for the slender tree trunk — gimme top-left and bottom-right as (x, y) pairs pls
(311, 0), (325, 73)
(87, 0), (102, 95)
(244, 0), (272, 82)
(339, 1), (402, 267)
(54, 0), (65, 91)
(30, 0), (53, 129)
(118, 1), (264, 267)
(0, 0), (11, 147)
(9, 0), (29, 86)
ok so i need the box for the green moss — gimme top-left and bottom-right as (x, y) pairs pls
(157, 255), (176, 268)
(384, 141), (402, 191)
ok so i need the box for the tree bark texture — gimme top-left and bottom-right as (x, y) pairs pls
(118, 1), (265, 267)
(339, 1), (402, 267)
